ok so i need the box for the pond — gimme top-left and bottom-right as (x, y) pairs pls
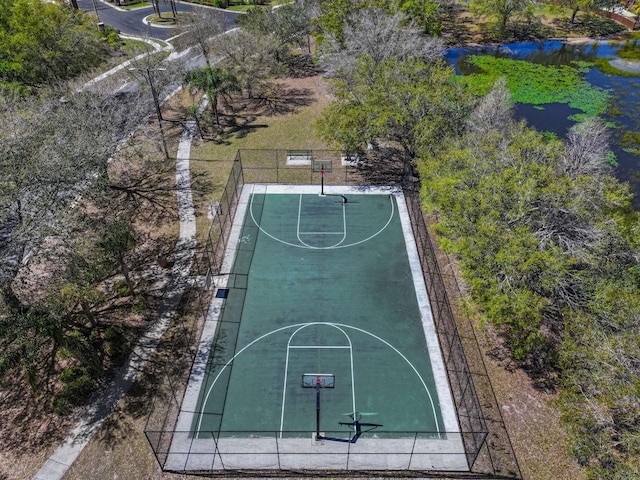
(446, 40), (640, 206)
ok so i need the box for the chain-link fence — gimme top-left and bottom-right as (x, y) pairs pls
(145, 150), (522, 479)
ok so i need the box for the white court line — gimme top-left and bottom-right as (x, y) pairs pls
(279, 323), (356, 437)
(296, 194), (346, 248)
(250, 193), (395, 250)
(330, 324), (357, 429)
(288, 345), (351, 349)
(195, 321), (440, 436)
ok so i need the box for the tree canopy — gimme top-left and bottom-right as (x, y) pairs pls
(318, 55), (471, 163)
(0, 0), (115, 92)
(469, 0), (532, 37)
(0, 86), (151, 410)
(184, 66), (239, 126)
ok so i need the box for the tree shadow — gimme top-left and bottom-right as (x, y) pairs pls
(0, 373), (74, 455)
(190, 81), (317, 142)
(355, 146), (408, 186)
(441, 2), (477, 46)
(250, 83), (315, 116)
(284, 53), (324, 78)
(94, 298), (202, 446)
(549, 12), (627, 38)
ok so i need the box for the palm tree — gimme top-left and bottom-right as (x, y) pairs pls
(184, 67), (240, 127)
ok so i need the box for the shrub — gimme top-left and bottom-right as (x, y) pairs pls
(104, 326), (128, 363)
(112, 278), (131, 297)
(53, 366), (96, 415)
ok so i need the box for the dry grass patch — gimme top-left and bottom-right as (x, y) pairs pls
(0, 378), (75, 480)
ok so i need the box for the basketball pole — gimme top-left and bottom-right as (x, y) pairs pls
(320, 166), (325, 196)
(315, 380), (322, 440)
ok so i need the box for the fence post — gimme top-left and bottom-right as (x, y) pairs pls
(275, 431), (282, 470)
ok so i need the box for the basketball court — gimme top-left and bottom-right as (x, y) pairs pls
(166, 182), (467, 472)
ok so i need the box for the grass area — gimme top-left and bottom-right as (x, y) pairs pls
(227, 4), (269, 11)
(119, 1), (151, 9)
(121, 38), (152, 52)
(147, 13), (186, 25)
(188, 74), (332, 243)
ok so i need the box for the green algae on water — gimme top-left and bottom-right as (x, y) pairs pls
(457, 56), (610, 117)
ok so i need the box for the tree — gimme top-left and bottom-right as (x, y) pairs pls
(318, 56), (471, 166)
(238, 4), (313, 61)
(150, 0), (176, 21)
(173, 9), (227, 67)
(0, 46), (174, 409)
(466, 77), (514, 136)
(313, 0), (399, 46)
(96, 219), (137, 296)
(418, 79), (638, 374)
(561, 117), (612, 177)
(184, 66), (239, 127)
(318, 8), (444, 77)
(555, 0), (616, 23)
(0, 0), (114, 91)
(126, 47), (185, 158)
(469, 0), (532, 37)
(399, 0), (443, 35)
(0, 87), (148, 313)
(210, 29), (275, 98)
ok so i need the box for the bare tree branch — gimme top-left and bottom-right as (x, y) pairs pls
(318, 8), (444, 77)
(561, 117), (612, 178)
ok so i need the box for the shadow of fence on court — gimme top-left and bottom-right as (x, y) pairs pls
(144, 150), (522, 479)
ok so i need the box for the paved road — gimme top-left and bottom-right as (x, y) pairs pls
(77, 0), (241, 40)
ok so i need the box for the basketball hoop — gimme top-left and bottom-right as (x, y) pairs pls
(302, 373), (335, 441)
(312, 160), (332, 197)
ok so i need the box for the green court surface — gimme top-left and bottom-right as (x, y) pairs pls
(192, 189), (446, 440)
